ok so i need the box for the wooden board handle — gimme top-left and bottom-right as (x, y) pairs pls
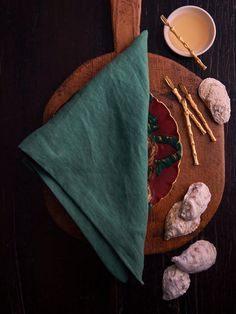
(111, 0), (141, 53)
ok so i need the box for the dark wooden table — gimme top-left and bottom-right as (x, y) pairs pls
(1, 1), (236, 313)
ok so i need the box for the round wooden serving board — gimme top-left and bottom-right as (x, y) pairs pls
(43, 0), (225, 254)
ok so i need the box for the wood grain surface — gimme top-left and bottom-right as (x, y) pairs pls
(1, 0), (236, 314)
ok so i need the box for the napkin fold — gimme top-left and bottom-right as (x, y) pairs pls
(19, 31), (150, 283)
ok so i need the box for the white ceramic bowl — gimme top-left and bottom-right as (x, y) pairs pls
(163, 6), (216, 57)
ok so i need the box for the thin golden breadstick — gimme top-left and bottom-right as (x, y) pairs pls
(165, 76), (199, 165)
(160, 15), (207, 71)
(182, 99), (199, 165)
(179, 83), (216, 142)
(181, 101), (206, 135)
(165, 78), (206, 135)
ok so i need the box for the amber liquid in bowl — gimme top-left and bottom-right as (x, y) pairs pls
(168, 11), (212, 55)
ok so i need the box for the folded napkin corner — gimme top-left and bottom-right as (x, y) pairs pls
(19, 31), (150, 284)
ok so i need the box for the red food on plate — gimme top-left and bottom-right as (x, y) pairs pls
(148, 96), (181, 206)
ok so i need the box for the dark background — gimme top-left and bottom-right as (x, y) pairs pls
(1, 0), (236, 313)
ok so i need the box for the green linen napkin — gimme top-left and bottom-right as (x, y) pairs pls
(19, 31), (149, 283)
